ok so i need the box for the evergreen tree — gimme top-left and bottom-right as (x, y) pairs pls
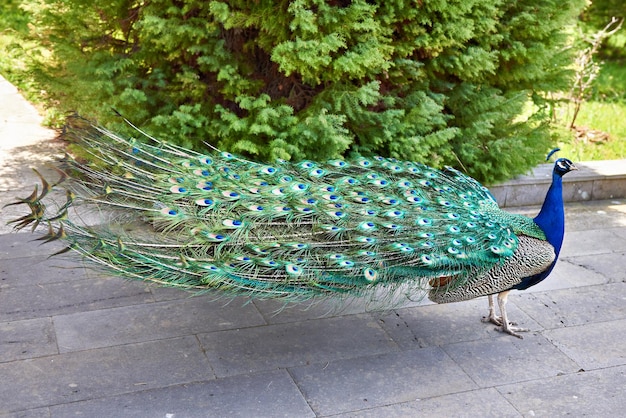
(23, 0), (585, 183)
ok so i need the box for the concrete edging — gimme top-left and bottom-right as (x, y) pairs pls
(490, 159), (626, 207)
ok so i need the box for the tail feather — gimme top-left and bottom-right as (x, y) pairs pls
(6, 116), (528, 305)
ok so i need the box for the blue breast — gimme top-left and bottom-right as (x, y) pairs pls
(511, 172), (565, 291)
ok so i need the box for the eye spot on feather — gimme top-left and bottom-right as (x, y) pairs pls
(363, 268), (378, 282)
(201, 264), (221, 272)
(490, 246), (504, 254)
(384, 210), (404, 218)
(406, 196), (423, 204)
(286, 264), (302, 276)
(195, 198), (214, 206)
(222, 219), (243, 228)
(222, 191), (240, 200)
(161, 208), (179, 216)
(298, 161), (316, 169)
(193, 169), (210, 177)
(204, 232), (228, 242)
(358, 222), (376, 231)
(356, 236), (377, 244)
(329, 160), (347, 167)
(341, 177), (357, 185)
(170, 186), (188, 194)
(417, 218), (433, 226)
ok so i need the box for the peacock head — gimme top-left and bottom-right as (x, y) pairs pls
(553, 158), (578, 177)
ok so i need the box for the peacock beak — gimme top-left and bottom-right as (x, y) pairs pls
(570, 164), (579, 171)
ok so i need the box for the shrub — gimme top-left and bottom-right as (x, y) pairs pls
(20, 0), (585, 183)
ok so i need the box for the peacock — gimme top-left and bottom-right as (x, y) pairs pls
(7, 117), (577, 338)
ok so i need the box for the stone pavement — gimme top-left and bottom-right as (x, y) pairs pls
(1, 74), (626, 417)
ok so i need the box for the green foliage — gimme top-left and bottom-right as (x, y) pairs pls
(7, 0), (586, 183)
(580, 0), (626, 59)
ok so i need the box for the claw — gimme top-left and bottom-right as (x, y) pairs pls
(483, 292), (529, 339)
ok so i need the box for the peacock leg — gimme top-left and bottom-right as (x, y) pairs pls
(495, 290), (529, 338)
(481, 294), (501, 325)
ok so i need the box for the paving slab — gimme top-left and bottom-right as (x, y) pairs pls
(497, 366), (626, 417)
(542, 319), (626, 370)
(289, 347), (477, 416)
(198, 314), (398, 378)
(376, 298), (542, 349)
(560, 227), (626, 257)
(560, 199), (626, 231)
(54, 295), (266, 352)
(0, 252), (87, 288)
(0, 336), (213, 414)
(48, 370), (314, 418)
(0, 408), (50, 418)
(441, 333), (580, 388)
(521, 257), (608, 293)
(0, 274), (153, 322)
(252, 297), (377, 325)
(565, 252), (626, 283)
(513, 282), (626, 329)
(332, 387), (521, 418)
(0, 232), (66, 260)
(0, 317), (57, 362)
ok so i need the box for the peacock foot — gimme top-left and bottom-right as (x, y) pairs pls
(481, 313), (528, 338)
(498, 322), (530, 339)
(481, 314), (518, 327)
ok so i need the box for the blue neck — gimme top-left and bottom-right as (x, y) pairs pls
(533, 172), (565, 256)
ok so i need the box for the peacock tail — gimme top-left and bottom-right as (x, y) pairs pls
(8, 117), (552, 306)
